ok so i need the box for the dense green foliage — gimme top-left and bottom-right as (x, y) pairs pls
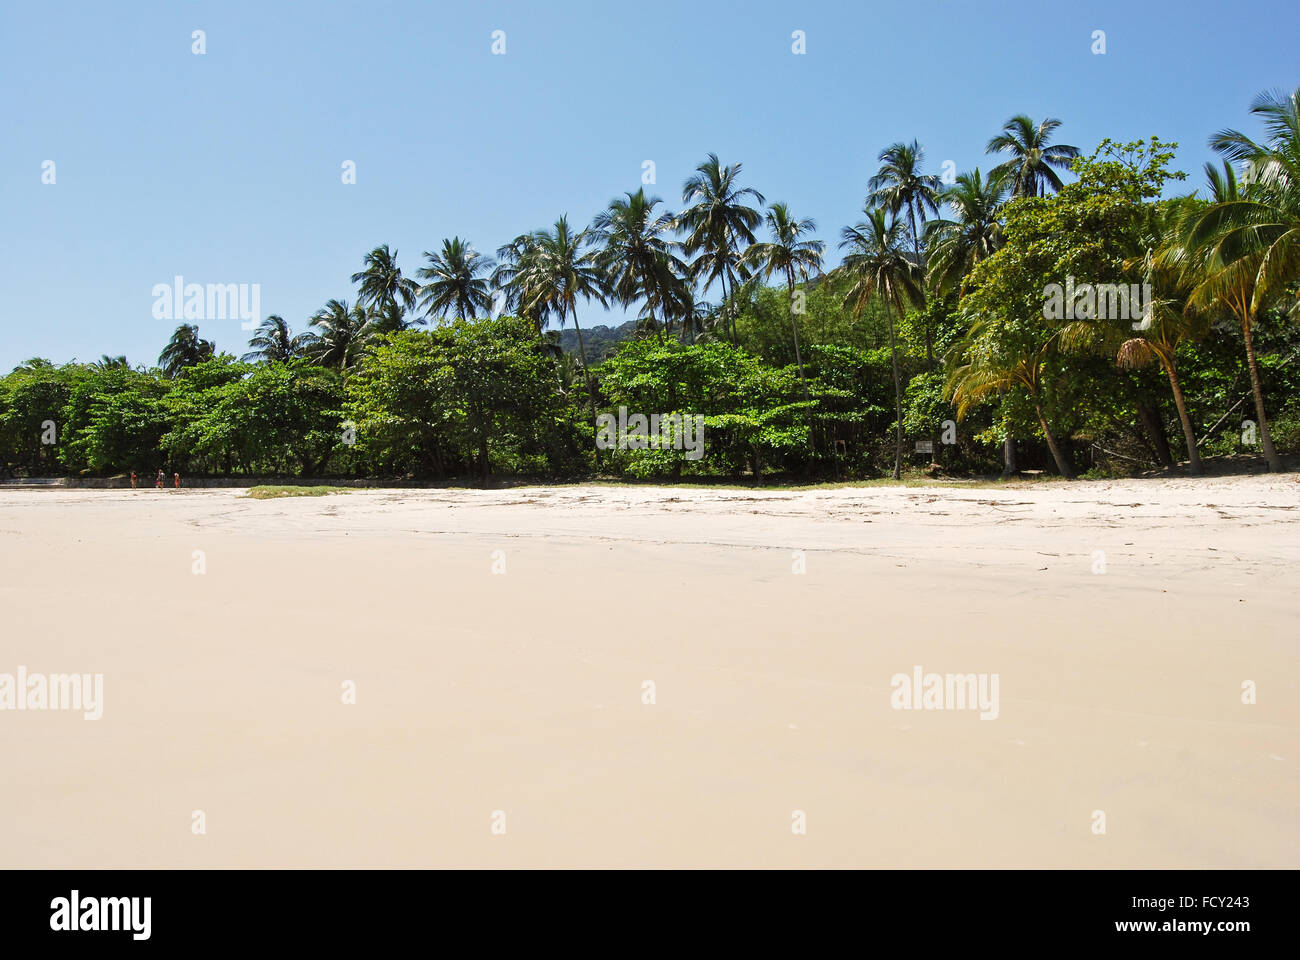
(5, 93), (1299, 483)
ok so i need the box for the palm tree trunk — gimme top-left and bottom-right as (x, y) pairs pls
(1035, 401), (1075, 479)
(884, 300), (904, 480)
(1136, 398), (1174, 468)
(1164, 360), (1202, 475)
(908, 202), (933, 365)
(787, 271), (815, 459)
(567, 302), (597, 416)
(720, 269), (735, 344)
(1242, 317), (1282, 471)
(786, 272), (810, 403)
(999, 388), (1016, 479)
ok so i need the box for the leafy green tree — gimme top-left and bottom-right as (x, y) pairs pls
(949, 139), (1186, 479)
(63, 367), (172, 474)
(176, 362), (345, 475)
(0, 363), (80, 474)
(347, 317), (573, 483)
(598, 339), (808, 481)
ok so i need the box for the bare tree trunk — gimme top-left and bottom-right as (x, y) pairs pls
(1036, 402), (1075, 479)
(1242, 319), (1282, 471)
(1164, 360), (1201, 475)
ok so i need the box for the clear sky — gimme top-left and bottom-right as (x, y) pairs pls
(2, 0), (1297, 370)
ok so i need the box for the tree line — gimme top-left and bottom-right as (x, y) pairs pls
(4, 91), (1298, 483)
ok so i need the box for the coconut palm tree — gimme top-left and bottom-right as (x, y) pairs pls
(524, 216), (608, 412)
(924, 169), (1010, 296)
(869, 140), (942, 370)
(946, 312), (1075, 479)
(158, 324), (215, 378)
(743, 203), (825, 401)
(1183, 156), (1293, 472)
(351, 244), (420, 324)
(366, 301), (411, 337)
(678, 154), (765, 343)
(94, 355), (130, 370)
(492, 233), (550, 333)
(1120, 219), (1209, 474)
(417, 237), (495, 321)
(833, 208), (923, 479)
(986, 115), (1080, 198)
(13, 358), (53, 372)
(868, 143), (940, 265)
(298, 299), (372, 372)
(1058, 201), (1208, 473)
(240, 315), (302, 364)
(592, 189), (684, 339)
(1183, 87), (1300, 471)
(923, 167), (1014, 469)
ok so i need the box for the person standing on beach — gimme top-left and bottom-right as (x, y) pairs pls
(174, 472), (181, 488)
(131, 472), (137, 489)
(156, 469), (164, 489)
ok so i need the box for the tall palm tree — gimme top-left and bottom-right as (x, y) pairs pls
(240, 315), (302, 363)
(417, 237), (495, 321)
(492, 233), (550, 333)
(367, 301), (411, 337)
(592, 189), (684, 339)
(524, 216), (608, 412)
(1184, 162), (1283, 470)
(946, 313), (1075, 479)
(1117, 213), (1209, 474)
(678, 154), (765, 343)
(923, 169), (1010, 296)
(158, 324), (215, 378)
(94, 355), (130, 370)
(351, 244), (420, 324)
(986, 115), (1080, 198)
(833, 208), (923, 479)
(869, 140), (941, 370)
(13, 358), (53, 372)
(868, 143), (940, 265)
(299, 299), (372, 372)
(743, 202), (825, 401)
(1185, 87), (1300, 471)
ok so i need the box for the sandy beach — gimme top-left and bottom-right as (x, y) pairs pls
(1, 476), (1296, 868)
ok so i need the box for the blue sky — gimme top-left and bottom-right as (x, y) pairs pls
(2, 0), (1297, 370)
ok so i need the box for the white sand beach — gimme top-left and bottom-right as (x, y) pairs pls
(1, 476), (1297, 867)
